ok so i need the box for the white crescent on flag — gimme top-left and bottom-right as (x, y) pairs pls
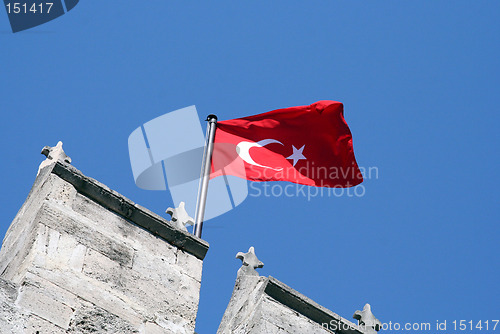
(235, 139), (283, 171)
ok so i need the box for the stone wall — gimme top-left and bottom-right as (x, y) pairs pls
(217, 248), (372, 334)
(0, 144), (381, 334)
(0, 160), (208, 334)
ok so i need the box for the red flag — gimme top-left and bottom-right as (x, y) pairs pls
(210, 101), (363, 188)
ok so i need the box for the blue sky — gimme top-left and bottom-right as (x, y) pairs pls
(1, 1), (499, 333)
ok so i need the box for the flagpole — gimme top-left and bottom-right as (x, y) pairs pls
(193, 114), (218, 238)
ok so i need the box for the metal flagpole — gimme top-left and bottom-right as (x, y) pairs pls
(193, 114), (218, 238)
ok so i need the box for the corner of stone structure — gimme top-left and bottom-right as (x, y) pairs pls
(218, 245), (380, 334)
(0, 141), (210, 334)
(0, 143), (74, 282)
(217, 246), (268, 334)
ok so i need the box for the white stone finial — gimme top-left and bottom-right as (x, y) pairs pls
(166, 202), (194, 232)
(38, 141), (72, 175)
(353, 303), (381, 334)
(236, 246), (264, 277)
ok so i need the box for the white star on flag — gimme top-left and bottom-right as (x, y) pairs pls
(286, 145), (306, 166)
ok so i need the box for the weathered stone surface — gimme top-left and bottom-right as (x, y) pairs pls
(142, 321), (170, 334)
(25, 314), (67, 334)
(176, 250), (203, 282)
(30, 265), (144, 328)
(0, 172), (72, 283)
(51, 162), (208, 260)
(68, 301), (139, 334)
(242, 319), (284, 334)
(0, 278), (26, 333)
(217, 275), (269, 333)
(155, 313), (191, 334)
(132, 248), (177, 283)
(0, 277), (18, 308)
(258, 296), (327, 334)
(22, 272), (79, 309)
(71, 194), (163, 253)
(38, 202), (135, 267)
(44, 175), (78, 206)
(17, 279), (74, 329)
(29, 224), (87, 275)
(82, 247), (200, 331)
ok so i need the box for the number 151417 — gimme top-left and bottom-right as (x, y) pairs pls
(452, 320), (499, 331)
(5, 3), (54, 14)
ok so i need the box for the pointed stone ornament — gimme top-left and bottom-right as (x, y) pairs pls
(353, 303), (382, 334)
(38, 141), (72, 175)
(236, 246), (264, 277)
(166, 201), (194, 232)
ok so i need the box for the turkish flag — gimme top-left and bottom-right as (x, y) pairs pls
(210, 101), (363, 188)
